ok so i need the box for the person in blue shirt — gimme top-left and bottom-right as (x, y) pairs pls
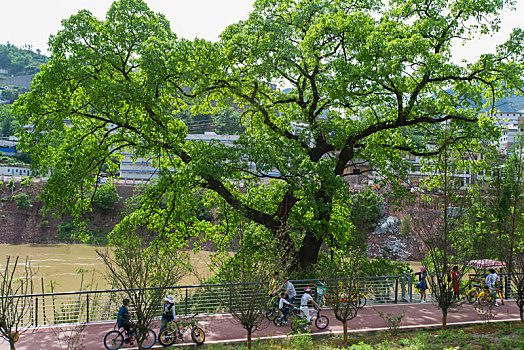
(117, 299), (133, 339)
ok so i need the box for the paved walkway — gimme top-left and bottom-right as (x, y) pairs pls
(2, 301), (521, 349)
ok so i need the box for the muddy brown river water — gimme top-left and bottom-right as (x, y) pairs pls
(0, 244), (213, 292)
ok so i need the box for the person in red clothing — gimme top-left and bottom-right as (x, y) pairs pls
(451, 266), (460, 299)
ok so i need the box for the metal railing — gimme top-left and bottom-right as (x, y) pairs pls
(2, 275), (408, 327)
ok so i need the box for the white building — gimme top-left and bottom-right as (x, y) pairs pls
(0, 166), (31, 177)
(119, 132), (240, 180)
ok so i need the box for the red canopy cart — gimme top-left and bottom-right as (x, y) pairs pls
(467, 259), (506, 269)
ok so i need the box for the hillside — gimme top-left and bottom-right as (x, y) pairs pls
(0, 43), (48, 77)
(0, 180), (133, 244)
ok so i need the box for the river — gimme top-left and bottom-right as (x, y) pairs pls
(0, 244), (214, 293)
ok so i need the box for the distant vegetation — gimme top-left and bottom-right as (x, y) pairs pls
(0, 105), (19, 136)
(0, 155), (30, 167)
(0, 43), (48, 77)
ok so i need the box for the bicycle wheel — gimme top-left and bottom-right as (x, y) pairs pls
(517, 299), (523, 308)
(356, 294), (367, 308)
(104, 330), (124, 350)
(478, 293), (491, 306)
(159, 328), (176, 347)
(191, 326), (206, 345)
(273, 316), (283, 327)
(141, 329), (157, 349)
(466, 289), (477, 304)
(315, 315), (329, 329)
(265, 306), (278, 320)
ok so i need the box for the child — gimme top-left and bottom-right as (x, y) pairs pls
(278, 292), (291, 324)
(160, 295), (177, 332)
(300, 287), (321, 322)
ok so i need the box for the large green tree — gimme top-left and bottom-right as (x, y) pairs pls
(14, 0), (523, 270)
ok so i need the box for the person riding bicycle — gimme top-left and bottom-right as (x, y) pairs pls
(300, 287), (321, 322)
(269, 271), (280, 296)
(276, 276), (297, 305)
(484, 269), (500, 306)
(160, 295), (177, 332)
(267, 271), (280, 310)
(278, 292), (291, 324)
(117, 299), (134, 344)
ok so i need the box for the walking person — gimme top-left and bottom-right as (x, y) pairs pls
(415, 266), (428, 303)
(451, 266), (460, 300)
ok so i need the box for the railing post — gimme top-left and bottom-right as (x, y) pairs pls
(505, 274), (510, 300)
(408, 274), (413, 303)
(86, 294), (90, 323)
(401, 272), (406, 302)
(394, 278), (399, 304)
(229, 284), (233, 311)
(35, 297), (38, 327)
(185, 288), (188, 316)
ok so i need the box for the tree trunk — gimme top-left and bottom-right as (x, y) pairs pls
(9, 339), (15, 350)
(247, 330), (252, 349)
(442, 310), (447, 330)
(520, 305), (523, 322)
(298, 233), (323, 270)
(343, 320), (348, 344)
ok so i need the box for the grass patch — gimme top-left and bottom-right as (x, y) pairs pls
(178, 322), (524, 349)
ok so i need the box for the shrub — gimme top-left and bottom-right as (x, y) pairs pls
(91, 183), (120, 214)
(13, 193), (31, 210)
(58, 221), (75, 241)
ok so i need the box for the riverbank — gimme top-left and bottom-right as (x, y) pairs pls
(0, 244), (215, 292)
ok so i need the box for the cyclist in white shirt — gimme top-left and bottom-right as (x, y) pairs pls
(484, 269), (500, 306)
(278, 292), (291, 323)
(300, 287), (321, 322)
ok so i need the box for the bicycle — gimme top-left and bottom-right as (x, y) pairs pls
(103, 323), (156, 350)
(158, 315), (206, 347)
(265, 293), (280, 320)
(477, 285), (504, 306)
(324, 282), (367, 309)
(274, 305), (329, 331)
(465, 279), (484, 303)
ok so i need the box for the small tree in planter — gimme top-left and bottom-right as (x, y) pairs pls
(0, 256), (34, 350)
(202, 222), (282, 350)
(319, 249), (363, 344)
(97, 216), (188, 349)
(411, 124), (482, 329)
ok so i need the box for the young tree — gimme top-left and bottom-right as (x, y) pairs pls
(319, 250), (363, 344)
(0, 256), (34, 350)
(203, 225), (279, 350)
(14, 0), (523, 271)
(487, 136), (524, 321)
(97, 215), (189, 349)
(412, 119), (489, 329)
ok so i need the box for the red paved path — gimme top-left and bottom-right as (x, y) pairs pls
(2, 301), (521, 349)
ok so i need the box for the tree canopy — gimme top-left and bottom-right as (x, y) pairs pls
(14, 0), (524, 270)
